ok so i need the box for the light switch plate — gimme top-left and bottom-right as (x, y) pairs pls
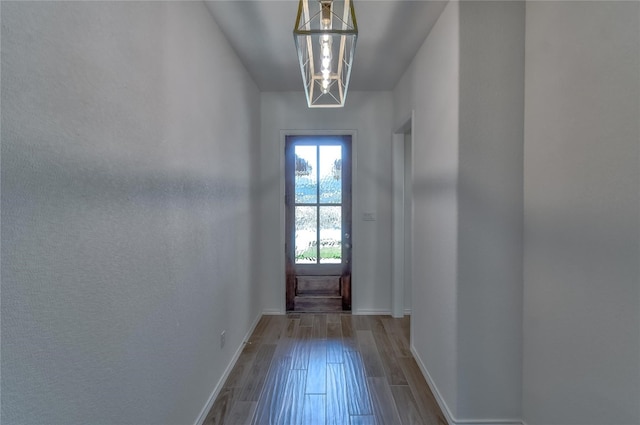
(363, 212), (376, 221)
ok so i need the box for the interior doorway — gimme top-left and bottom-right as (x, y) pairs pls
(392, 115), (413, 318)
(285, 135), (352, 312)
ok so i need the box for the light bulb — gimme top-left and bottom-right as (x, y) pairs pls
(322, 45), (331, 58)
(322, 79), (330, 94)
(322, 58), (331, 69)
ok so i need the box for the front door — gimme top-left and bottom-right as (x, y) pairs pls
(285, 135), (352, 312)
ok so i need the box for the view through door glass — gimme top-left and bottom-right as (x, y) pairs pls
(285, 136), (352, 312)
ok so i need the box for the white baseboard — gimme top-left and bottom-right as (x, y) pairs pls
(261, 309), (403, 316)
(354, 308), (411, 316)
(410, 345), (457, 424)
(260, 307), (410, 316)
(410, 345), (523, 425)
(354, 308), (412, 317)
(353, 309), (392, 315)
(193, 312), (263, 425)
(453, 420), (524, 425)
(452, 419), (524, 425)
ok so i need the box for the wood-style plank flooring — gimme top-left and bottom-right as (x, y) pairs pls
(204, 314), (446, 425)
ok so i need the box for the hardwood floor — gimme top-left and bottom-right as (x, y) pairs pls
(204, 314), (447, 425)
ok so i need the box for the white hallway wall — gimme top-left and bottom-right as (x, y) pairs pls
(3, 1), (638, 424)
(258, 91), (395, 314)
(393, 0), (461, 417)
(395, 0), (639, 424)
(523, 2), (640, 424)
(394, 1), (524, 421)
(457, 1), (525, 420)
(1, 3), (261, 425)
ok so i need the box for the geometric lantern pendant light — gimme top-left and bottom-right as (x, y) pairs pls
(294, 0), (358, 107)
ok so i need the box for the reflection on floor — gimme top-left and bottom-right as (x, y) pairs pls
(204, 314), (447, 425)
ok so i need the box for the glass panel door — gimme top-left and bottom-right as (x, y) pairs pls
(285, 135), (352, 312)
(293, 144), (343, 265)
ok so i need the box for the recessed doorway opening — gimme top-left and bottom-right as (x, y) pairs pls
(392, 114), (414, 319)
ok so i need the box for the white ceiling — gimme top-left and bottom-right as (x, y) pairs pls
(204, 0), (448, 91)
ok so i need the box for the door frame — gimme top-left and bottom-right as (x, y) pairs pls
(285, 136), (352, 311)
(392, 113), (414, 318)
(278, 130), (358, 314)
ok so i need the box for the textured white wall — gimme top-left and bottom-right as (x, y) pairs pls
(393, 0), (460, 416)
(258, 91), (394, 314)
(1, 2), (261, 425)
(394, 1), (525, 420)
(523, 2), (640, 424)
(456, 1), (524, 419)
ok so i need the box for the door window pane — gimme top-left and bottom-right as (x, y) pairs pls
(295, 145), (317, 203)
(320, 206), (341, 263)
(319, 145), (342, 204)
(295, 206), (317, 263)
